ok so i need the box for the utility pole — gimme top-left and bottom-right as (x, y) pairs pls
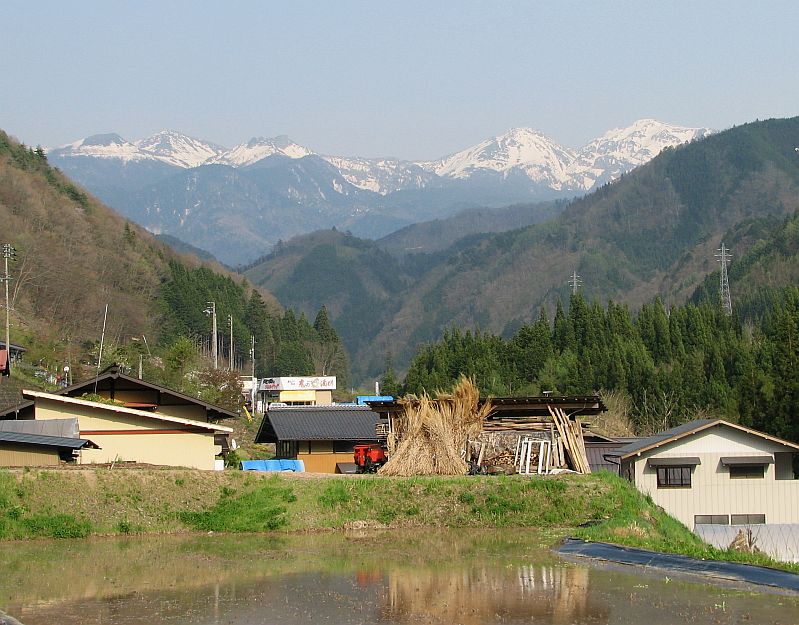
(715, 243), (733, 316)
(228, 314), (234, 371)
(204, 301), (218, 368)
(567, 270), (582, 295)
(250, 335), (256, 411)
(2, 244), (17, 377)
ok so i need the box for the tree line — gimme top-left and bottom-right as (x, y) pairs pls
(398, 289), (799, 443)
(156, 261), (349, 387)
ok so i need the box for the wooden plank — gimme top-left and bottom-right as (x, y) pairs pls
(548, 405), (578, 471)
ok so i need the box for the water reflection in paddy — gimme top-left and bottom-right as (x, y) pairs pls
(0, 530), (796, 625)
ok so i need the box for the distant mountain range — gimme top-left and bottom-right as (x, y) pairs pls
(48, 120), (711, 264)
(243, 117), (799, 380)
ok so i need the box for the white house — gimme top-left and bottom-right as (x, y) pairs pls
(605, 419), (799, 529)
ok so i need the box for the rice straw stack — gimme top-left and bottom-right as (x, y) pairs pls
(380, 376), (491, 476)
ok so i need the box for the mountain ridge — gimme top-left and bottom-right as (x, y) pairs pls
(49, 119), (711, 195)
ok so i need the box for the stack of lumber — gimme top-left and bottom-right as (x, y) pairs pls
(548, 406), (591, 473)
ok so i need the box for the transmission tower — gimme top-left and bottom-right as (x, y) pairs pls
(715, 242), (733, 315)
(567, 270), (582, 295)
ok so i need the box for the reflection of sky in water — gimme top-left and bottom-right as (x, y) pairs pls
(2, 532), (797, 625)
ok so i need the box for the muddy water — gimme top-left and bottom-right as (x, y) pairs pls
(0, 530), (797, 625)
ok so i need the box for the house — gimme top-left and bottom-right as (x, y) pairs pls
(14, 390), (232, 470)
(259, 376), (336, 406)
(0, 418), (98, 466)
(255, 404), (383, 473)
(605, 419), (799, 529)
(0, 364), (238, 455)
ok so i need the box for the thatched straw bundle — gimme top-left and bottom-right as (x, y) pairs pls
(379, 376), (492, 476)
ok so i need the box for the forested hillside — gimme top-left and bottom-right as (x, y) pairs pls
(244, 118), (799, 380)
(0, 131), (347, 397)
(401, 289), (799, 443)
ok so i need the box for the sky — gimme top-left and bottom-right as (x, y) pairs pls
(2, 1), (798, 160)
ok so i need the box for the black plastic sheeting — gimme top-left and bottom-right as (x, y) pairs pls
(558, 538), (799, 592)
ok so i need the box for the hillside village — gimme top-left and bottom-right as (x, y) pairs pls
(5, 5), (799, 623)
(1, 117), (799, 580)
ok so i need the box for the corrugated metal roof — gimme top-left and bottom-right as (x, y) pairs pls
(0, 430), (94, 450)
(606, 419), (719, 459)
(0, 418), (79, 438)
(256, 405), (381, 443)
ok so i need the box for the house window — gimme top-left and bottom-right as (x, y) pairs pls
(333, 440), (355, 453)
(731, 513), (765, 525)
(729, 465), (765, 479)
(656, 466), (692, 488)
(695, 515), (730, 525)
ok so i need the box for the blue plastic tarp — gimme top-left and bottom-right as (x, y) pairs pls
(240, 459), (304, 472)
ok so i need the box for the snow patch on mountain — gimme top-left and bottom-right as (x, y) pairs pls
(50, 130), (223, 168)
(211, 136), (313, 167)
(323, 155), (436, 194)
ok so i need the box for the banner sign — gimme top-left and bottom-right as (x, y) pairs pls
(260, 376), (336, 391)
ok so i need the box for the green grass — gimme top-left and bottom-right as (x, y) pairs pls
(0, 468), (796, 574)
(180, 476), (295, 532)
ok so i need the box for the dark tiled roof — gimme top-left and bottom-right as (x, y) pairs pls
(0, 430), (95, 450)
(0, 377), (27, 412)
(256, 405), (381, 443)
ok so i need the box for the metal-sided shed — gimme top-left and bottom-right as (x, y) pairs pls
(0, 418), (97, 466)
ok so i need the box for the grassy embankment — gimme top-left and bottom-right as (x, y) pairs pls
(0, 468), (796, 573)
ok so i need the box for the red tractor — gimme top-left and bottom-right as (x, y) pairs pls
(353, 444), (387, 473)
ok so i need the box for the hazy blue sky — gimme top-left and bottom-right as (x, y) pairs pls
(2, 1), (797, 159)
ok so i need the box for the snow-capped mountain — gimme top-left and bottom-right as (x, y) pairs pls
(417, 120), (712, 192)
(323, 156), (437, 195)
(46, 119), (714, 264)
(49, 119), (711, 195)
(425, 127), (577, 190)
(136, 130), (223, 168)
(51, 132), (147, 162)
(49, 130), (223, 168)
(568, 119), (713, 190)
(211, 136), (314, 167)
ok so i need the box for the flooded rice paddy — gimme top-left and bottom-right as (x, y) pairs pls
(1, 530), (797, 625)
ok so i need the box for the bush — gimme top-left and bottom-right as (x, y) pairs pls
(21, 514), (92, 538)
